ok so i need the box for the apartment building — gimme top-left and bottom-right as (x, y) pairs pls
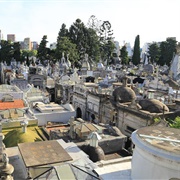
(31, 41), (38, 50)
(7, 34), (15, 42)
(23, 37), (31, 50)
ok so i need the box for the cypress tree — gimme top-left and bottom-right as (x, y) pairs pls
(132, 35), (140, 65)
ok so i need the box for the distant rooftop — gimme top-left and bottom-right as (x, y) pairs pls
(32, 102), (75, 114)
(35, 102), (65, 113)
(0, 99), (24, 110)
(0, 84), (21, 92)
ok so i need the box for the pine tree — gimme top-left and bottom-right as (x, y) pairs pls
(56, 23), (69, 60)
(69, 18), (101, 63)
(85, 28), (100, 63)
(69, 19), (86, 55)
(37, 35), (48, 65)
(57, 23), (68, 42)
(132, 35), (140, 65)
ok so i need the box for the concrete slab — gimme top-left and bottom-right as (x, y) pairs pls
(95, 157), (132, 180)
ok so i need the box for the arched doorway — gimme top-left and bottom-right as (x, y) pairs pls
(76, 107), (82, 118)
(91, 114), (98, 124)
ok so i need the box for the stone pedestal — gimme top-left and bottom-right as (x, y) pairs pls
(0, 163), (14, 179)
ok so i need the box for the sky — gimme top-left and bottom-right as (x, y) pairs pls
(0, 0), (180, 48)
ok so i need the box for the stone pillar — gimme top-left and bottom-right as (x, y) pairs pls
(0, 124), (5, 155)
(0, 153), (14, 180)
(69, 117), (75, 139)
(122, 76), (128, 87)
(20, 120), (28, 133)
(0, 124), (14, 179)
(176, 90), (178, 99)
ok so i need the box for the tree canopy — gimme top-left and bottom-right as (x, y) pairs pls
(159, 38), (177, 66)
(55, 36), (79, 66)
(3, 17), (178, 69)
(120, 45), (129, 65)
(147, 38), (177, 66)
(0, 40), (23, 65)
(148, 42), (160, 64)
(68, 18), (101, 64)
(0, 17), (117, 68)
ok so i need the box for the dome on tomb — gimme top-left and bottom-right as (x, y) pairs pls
(113, 86), (136, 103)
(83, 145), (105, 162)
(139, 99), (169, 113)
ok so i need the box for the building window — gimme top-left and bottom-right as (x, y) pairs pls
(88, 102), (92, 110)
(94, 105), (98, 113)
(57, 89), (61, 97)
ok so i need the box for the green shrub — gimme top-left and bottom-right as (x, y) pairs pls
(169, 116), (180, 129)
(154, 118), (160, 123)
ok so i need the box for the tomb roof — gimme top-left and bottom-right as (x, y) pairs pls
(136, 126), (180, 156)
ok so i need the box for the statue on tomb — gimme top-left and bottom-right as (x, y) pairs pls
(82, 54), (90, 70)
(85, 53), (88, 61)
(66, 54), (71, 68)
(59, 52), (69, 75)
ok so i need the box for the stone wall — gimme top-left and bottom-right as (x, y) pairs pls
(2, 119), (38, 128)
(35, 111), (76, 126)
(116, 103), (176, 137)
(98, 136), (127, 154)
(116, 104), (160, 137)
(77, 135), (127, 154)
